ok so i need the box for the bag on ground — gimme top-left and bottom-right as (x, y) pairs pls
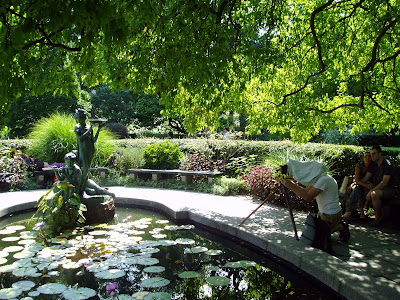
(300, 213), (333, 254)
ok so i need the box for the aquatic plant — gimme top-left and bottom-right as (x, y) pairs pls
(32, 181), (86, 236)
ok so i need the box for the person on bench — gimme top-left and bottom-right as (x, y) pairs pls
(342, 151), (374, 220)
(359, 145), (396, 227)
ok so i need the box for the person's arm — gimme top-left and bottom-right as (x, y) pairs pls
(75, 125), (92, 141)
(281, 179), (321, 201)
(370, 175), (391, 192)
(356, 171), (373, 189)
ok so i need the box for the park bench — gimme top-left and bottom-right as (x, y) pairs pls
(34, 167), (109, 183)
(128, 168), (223, 184)
(0, 172), (14, 191)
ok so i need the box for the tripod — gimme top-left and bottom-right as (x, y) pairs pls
(239, 184), (299, 241)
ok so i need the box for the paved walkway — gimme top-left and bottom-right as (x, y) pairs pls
(1, 187), (400, 299)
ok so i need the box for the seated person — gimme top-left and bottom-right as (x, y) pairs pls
(56, 152), (115, 198)
(359, 145), (396, 226)
(342, 151), (374, 219)
(281, 159), (350, 242)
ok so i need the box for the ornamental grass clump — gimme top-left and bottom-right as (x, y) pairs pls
(28, 112), (116, 165)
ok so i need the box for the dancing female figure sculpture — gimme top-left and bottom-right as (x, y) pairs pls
(74, 109), (104, 196)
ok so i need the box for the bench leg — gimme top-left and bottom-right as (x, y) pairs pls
(181, 175), (193, 185)
(208, 176), (214, 184)
(130, 173), (137, 181)
(100, 171), (107, 179)
(152, 173), (161, 182)
(36, 175), (44, 183)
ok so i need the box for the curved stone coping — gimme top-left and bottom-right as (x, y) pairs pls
(0, 187), (399, 300)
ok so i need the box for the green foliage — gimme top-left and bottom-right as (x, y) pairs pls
(226, 155), (261, 177)
(117, 147), (146, 174)
(32, 181), (87, 236)
(90, 86), (163, 127)
(143, 141), (183, 169)
(212, 176), (246, 196)
(6, 93), (78, 138)
(28, 113), (116, 164)
(1, 1), (400, 141)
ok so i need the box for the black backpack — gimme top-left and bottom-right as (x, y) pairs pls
(300, 213), (333, 254)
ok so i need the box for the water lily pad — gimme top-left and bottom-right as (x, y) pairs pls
(1, 236), (20, 242)
(205, 249), (223, 256)
(178, 271), (200, 279)
(140, 277), (170, 288)
(37, 283), (67, 294)
(0, 229), (16, 235)
(0, 287), (22, 299)
(175, 238), (195, 245)
(151, 234), (167, 239)
(95, 269), (126, 279)
(136, 257), (159, 266)
(206, 276), (230, 286)
(224, 260), (257, 268)
(12, 267), (38, 277)
(0, 251), (8, 258)
(20, 231), (37, 239)
(0, 258), (7, 265)
(62, 287), (96, 300)
(6, 225), (25, 231)
(157, 240), (176, 246)
(27, 291), (40, 297)
(143, 266), (165, 273)
(132, 291), (151, 299)
(204, 265), (219, 271)
(141, 248), (160, 254)
(62, 261), (83, 269)
(3, 246), (23, 253)
(0, 264), (15, 273)
(143, 292), (171, 300)
(155, 220), (169, 224)
(89, 230), (109, 236)
(13, 252), (35, 259)
(17, 239), (37, 245)
(12, 280), (35, 291)
(20, 297), (34, 300)
(184, 246), (208, 254)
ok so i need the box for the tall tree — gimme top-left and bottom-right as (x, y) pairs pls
(1, 1), (399, 141)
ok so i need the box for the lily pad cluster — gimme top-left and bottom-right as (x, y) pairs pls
(0, 212), (260, 299)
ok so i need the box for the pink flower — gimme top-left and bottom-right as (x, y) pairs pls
(106, 282), (119, 291)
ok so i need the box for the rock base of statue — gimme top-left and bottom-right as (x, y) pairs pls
(81, 195), (115, 225)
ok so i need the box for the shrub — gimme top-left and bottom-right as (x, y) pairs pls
(212, 176), (246, 196)
(117, 147), (146, 174)
(0, 148), (29, 190)
(143, 141), (183, 169)
(105, 123), (129, 139)
(242, 165), (318, 211)
(28, 113), (116, 165)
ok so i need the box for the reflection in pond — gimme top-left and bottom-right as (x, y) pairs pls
(0, 208), (339, 299)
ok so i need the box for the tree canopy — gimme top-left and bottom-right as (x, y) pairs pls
(1, 0), (399, 141)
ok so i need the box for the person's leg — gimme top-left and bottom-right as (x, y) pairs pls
(370, 190), (383, 223)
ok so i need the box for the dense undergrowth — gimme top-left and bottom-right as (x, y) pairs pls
(2, 138), (399, 213)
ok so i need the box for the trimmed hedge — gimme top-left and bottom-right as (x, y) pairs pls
(3, 138), (400, 183)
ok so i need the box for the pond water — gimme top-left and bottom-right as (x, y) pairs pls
(0, 208), (340, 300)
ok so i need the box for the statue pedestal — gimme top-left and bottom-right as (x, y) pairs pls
(81, 195), (115, 225)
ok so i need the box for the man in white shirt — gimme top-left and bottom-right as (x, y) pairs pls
(280, 160), (349, 241)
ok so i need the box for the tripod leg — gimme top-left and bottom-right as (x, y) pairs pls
(282, 185), (299, 240)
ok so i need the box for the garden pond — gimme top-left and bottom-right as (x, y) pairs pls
(0, 207), (340, 299)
